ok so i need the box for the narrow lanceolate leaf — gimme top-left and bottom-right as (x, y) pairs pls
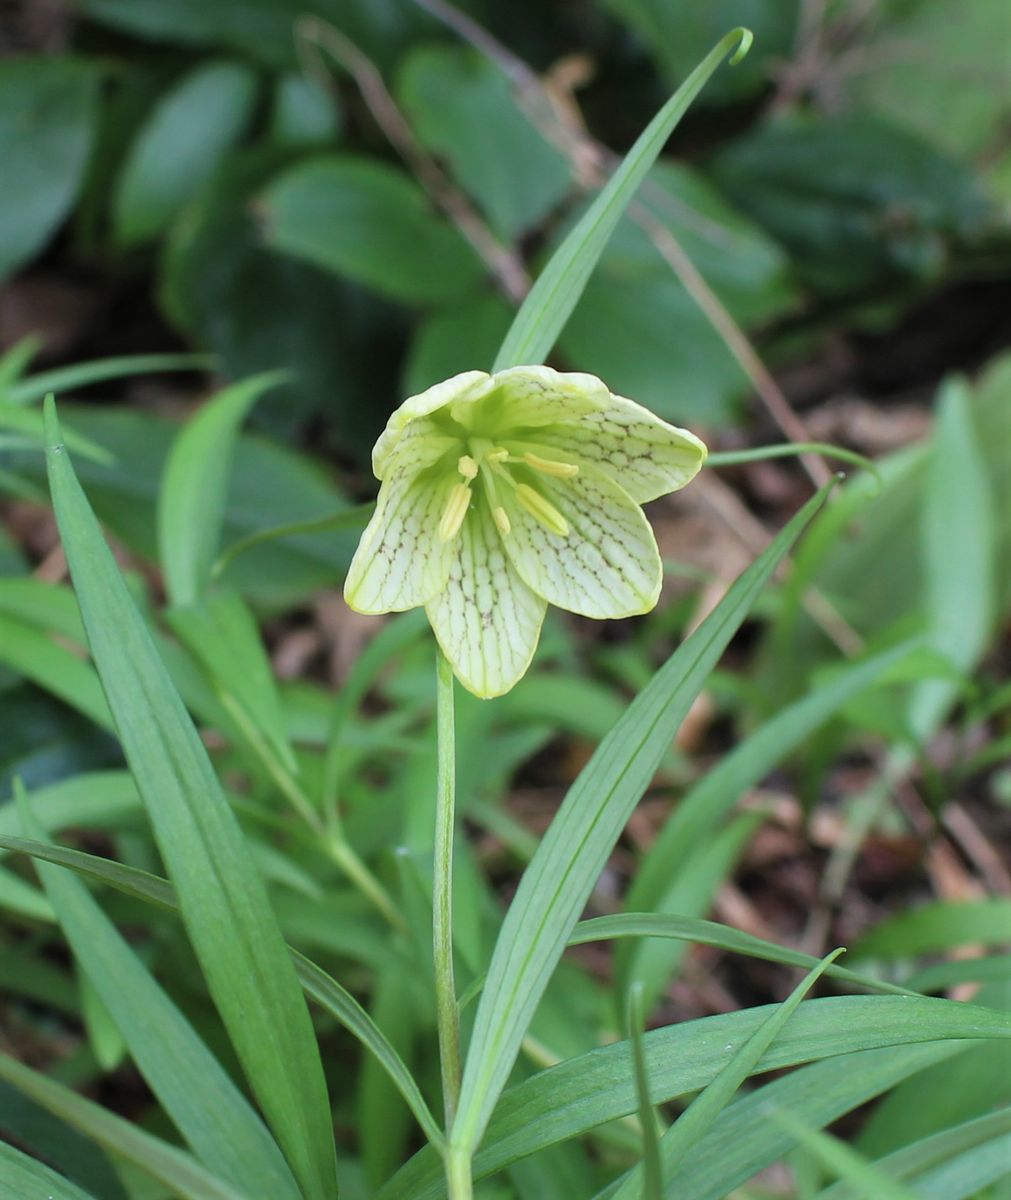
(612, 952), (843, 1197)
(6, 352), (214, 405)
(383, 995), (1011, 1200)
(451, 482), (834, 1158)
(0, 833), (445, 1152)
(0, 1140), (98, 1200)
(626, 983), (663, 1200)
(18, 793), (302, 1200)
(569, 913), (912, 997)
(0, 1054), (248, 1200)
(158, 371), (286, 607)
(43, 399), (338, 1200)
(0, 613), (112, 730)
(492, 27), (751, 371)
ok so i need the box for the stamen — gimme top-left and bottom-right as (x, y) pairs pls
(458, 454), (478, 481)
(492, 506), (511, 536)
(515, 484), (568, 536)
(486, 447), (509, 464)
(438, 483), (471, 542)
(522, 450), (579, 478)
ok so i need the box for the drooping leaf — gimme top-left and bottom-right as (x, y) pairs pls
(0, 59), (98, 281)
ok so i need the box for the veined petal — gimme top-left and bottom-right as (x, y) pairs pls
(426, 502), (546, 698)
(373, 370), (489, 478)
(469, 365), (610, 431)
(534, 392), (707, 502)
(498, 462), (662, 619)
(345, 430), (459, 613)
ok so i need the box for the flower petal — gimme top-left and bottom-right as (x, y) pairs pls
(534, 392), (707, 502)
(468, 365), (610, 431)
(345, 426), (459, 614)
(373, 370), (490, 478)
(426, 502), (546, 698)
(498, 462), (662, 619)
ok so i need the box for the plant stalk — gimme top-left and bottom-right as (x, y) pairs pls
(434, 649), (463, 1130)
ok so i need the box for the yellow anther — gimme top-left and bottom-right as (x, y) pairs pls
(438, 483), (471, 542)
(458, 454), (478, 481)
(492, 506), (511, 536)
(522, 450), (579, 478)
(486, 447), (509, 464)
(515, 484), (568, 537)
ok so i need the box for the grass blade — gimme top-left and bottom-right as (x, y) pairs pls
(157, 371), (286, 606)
(17, 789), (303, 1200)
(622, 952), (843, 1197)
(6, 353), (214, 405)
(570, 913), (912, 996)
(492, 27), (751, 371)
(383, 995), (1011, 1199)
(452, 481), (835, 1157)
(0, 612), (112, 730)
(0, 832), (445, 1152)
(43, 397), (338, 1200)
(626, 983), (663, 1200)
(0, 1054), (248, 1200)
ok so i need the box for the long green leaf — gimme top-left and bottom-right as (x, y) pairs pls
(6, 353), (214, 405)
(0, 1054), (248, 1200)
(492, 27), (751, 370)
(0, 1140), (97, 1200)
(853, 898), (1011, 960)
(570, 913), (912, 996)
(625, 983), (663, 1200)
(158, 371), (285, 606)
(0, 833), (444, 1151)
(383, 996), (1011, 1199)
(43, 398), (338, 1200)
(17, 791), (303, 1200)
(452, 481), (834, 1157)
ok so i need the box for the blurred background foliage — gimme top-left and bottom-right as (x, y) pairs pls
(1, 1), (1011, 1194)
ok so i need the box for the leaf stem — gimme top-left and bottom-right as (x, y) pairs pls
(434, 649), (463, 1130)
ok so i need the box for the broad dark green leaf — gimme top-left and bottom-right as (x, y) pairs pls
(397, 45), (572, 240)
(260, 156), (484, 304)
(711, 114), (991, 296)
(452, 482), (833, 1158)
(43, 400), (338, 1200)
(0, 59), (98, 281)
(113, 60), (257, 245)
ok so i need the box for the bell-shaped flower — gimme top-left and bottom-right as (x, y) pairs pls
(344, 366), (706, 698)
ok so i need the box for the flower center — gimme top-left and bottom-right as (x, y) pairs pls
(436, 441), (579, 543)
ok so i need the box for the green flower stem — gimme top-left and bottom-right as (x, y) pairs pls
(434, 649), (463, 1133)
(446, 1144), (474, 1200)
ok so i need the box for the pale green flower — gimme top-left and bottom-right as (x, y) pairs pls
(344, 366), (706, 698)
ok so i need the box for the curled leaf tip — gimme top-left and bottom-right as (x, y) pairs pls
(728, 27), (753, 65)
